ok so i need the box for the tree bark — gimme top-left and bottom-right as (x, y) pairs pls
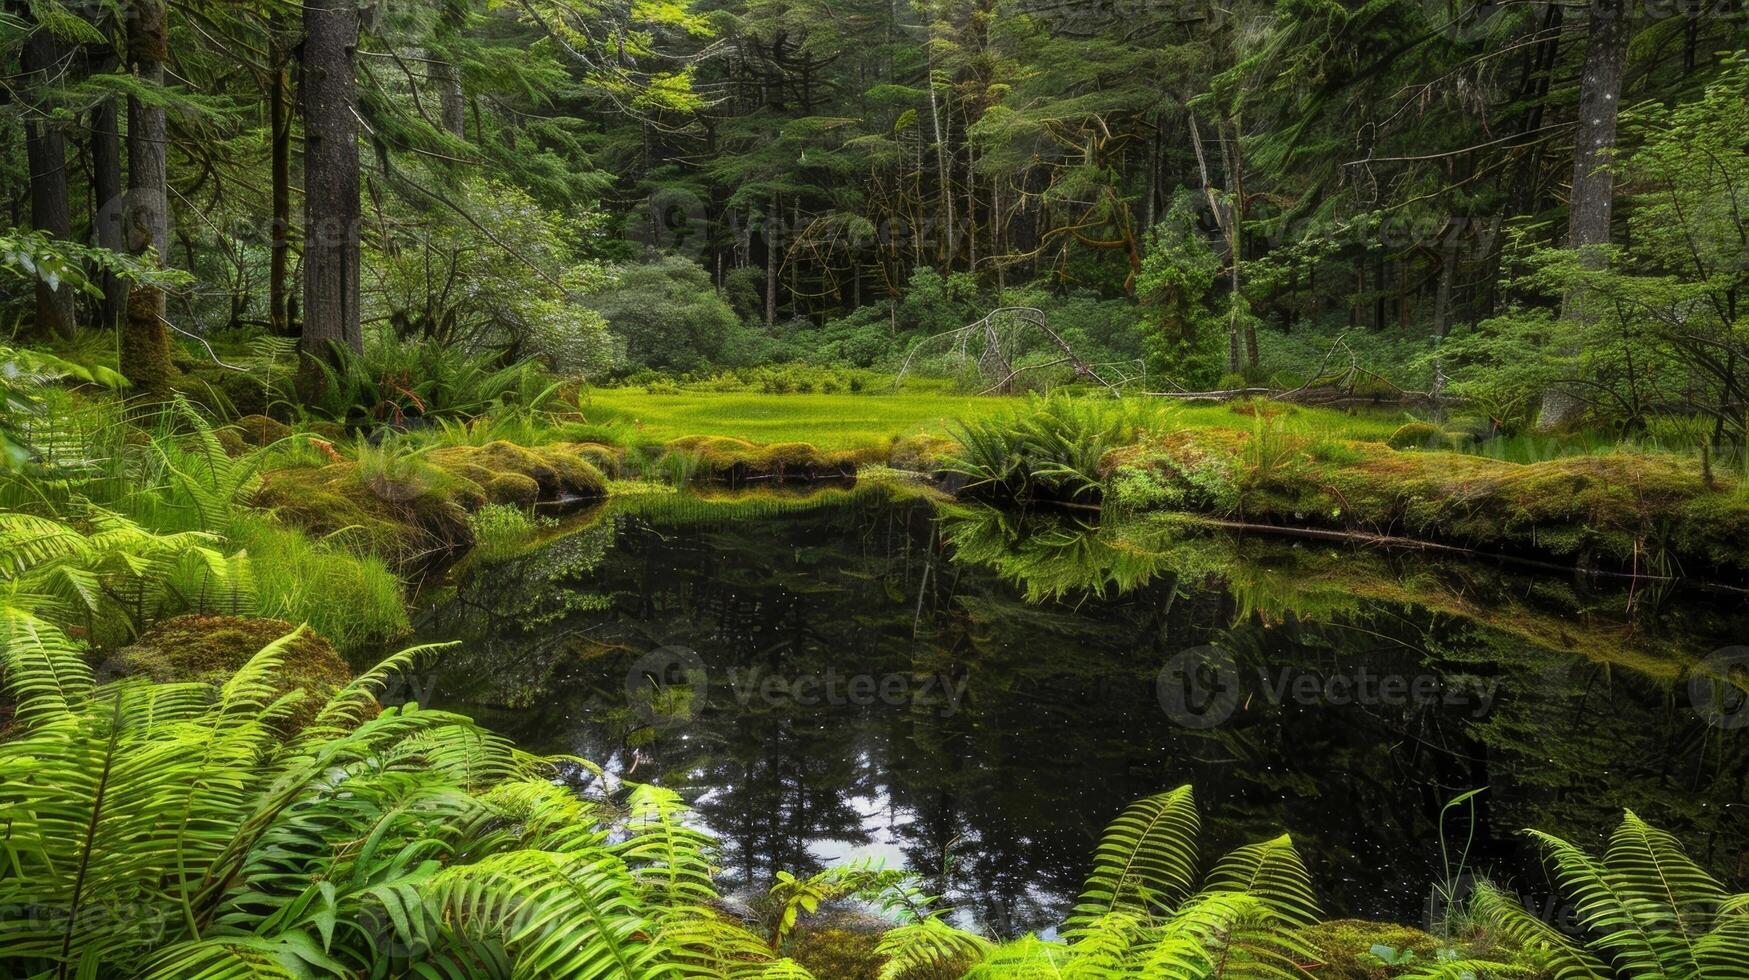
(89, 50), (126, 332)
(764, 195), (779, 327)
(299, 0), (364, 388)
(22, 23), (77, 340)
(269, 24), (295, 337)
(1537, 0), (1629, 430)
(431, 1), (468, 140)
(122, 0), (175, 391)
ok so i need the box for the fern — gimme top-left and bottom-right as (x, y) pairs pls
(0, 616), (800, 979)
(1069, 783), (1201, 925)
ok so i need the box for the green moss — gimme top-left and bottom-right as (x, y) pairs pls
(236, 414), (293, 447)
(256, 463), (473, 563)
(1387, 421), (1442, 449)
(110, 615), (355, 732)
(785, 929), (884, 980)
(1298, 920), (1444, 979)
(485, 473), (541, 506)
(662, 434), (876, 481)
(260, 439), (608, 566)
(784, 926), (966, 980)
(1108, 429), (1749, 575)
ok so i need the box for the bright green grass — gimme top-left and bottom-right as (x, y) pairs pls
(578, 388), (1414, 450)
(579, 389), (1016, 450)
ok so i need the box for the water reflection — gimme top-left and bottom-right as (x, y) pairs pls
(409, 487), (1749, 934)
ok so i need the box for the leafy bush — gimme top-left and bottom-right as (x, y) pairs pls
(587, 256), (743, 372)
(1137, 194), (1228, 391)
(369, 177), (616, 377)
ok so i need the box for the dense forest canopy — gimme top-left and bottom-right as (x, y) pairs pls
(0, 0), (1744, 436)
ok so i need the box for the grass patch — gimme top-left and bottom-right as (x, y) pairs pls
(577, 387), (1412, 451)
(231, 514), (410, 656)
(579, 388), (1015, 451)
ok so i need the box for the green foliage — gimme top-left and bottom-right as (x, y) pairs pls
(0, 227), (191, 299)
(370, 178), (617, 377)
(230, 515), (409, 656)
(873, 784), (1323, 979)
(1441, 810), (1749, 979)
(465, 503), (554, 562)
(290, 336), (562, 427)
(1137, 196), (1228, 391)
(0, 506), (250, 644)
(943, 394), (1171, 502)
(0, 617), (814, 978)
(586, 257), (746, 373)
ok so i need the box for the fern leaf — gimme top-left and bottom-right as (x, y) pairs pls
(1069, 784), (1200, 927)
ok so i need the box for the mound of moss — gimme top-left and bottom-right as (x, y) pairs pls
(235, 414), (294, 447)
(1297, 920), (1445, 978)
(662, 435), (879, 482)
(108, 615), (354, 732)
(1106, 430), (1749, 575)
(257, 440), (606, 564)
(1386, 421), (1442, 449)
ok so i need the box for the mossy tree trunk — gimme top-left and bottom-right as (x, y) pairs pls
(122, 0), (176, 393)
(269, 17), (296, 338)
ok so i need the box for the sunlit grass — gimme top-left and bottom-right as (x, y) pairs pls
(576, 387), (1412, 450)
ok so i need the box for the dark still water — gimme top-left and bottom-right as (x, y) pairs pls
(406, 486), (1749, 934)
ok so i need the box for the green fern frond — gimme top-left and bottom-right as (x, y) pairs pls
(1467, 881), (1608, 980)
(1201, 834), (1322, 928)
(875, 917), (993, 979)
(0, 605), (95, 723)
(1069, 783), (1200, 926)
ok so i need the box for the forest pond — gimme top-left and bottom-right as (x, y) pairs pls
(405, 485), (1749, 934)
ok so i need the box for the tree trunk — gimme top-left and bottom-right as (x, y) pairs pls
(22, 24), (77, 340)
(90, 50), (126, 332)
(765, 194), (778, 327)
(432, 1), (467, 139)
(122, 0), (175, 391)
(1536, 0), (1629, 430)
(269, 24), (295, 337)
(299, 0), (364, 389)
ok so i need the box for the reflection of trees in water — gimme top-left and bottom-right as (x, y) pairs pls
(416, 493), (1749, 933)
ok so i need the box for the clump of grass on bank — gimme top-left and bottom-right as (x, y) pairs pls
(232, 514), (409, 655)
(465, 503), (558, 562)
